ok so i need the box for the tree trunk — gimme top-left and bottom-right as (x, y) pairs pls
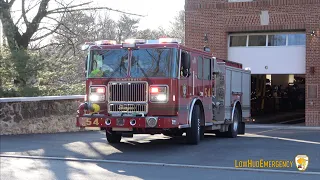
(0, 8), (23, 51)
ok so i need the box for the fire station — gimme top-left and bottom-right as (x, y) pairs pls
(185, 0), (320, 126)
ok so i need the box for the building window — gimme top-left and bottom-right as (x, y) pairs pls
(229, 36), (247, 47)
(288, 34), (306, 46)
(268, 34), (286, 46)
(197, 56), (203, 79)
(248, 35), (266, 46)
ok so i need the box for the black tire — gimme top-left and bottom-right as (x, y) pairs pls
(163, 130), (183, 137)
(215, 131), (227, 137)
(238, 122), (245, 135)
(227, 107), (240, 138)
(186, 105), (201, 145)
(215, 107), (241, 138)
(106, 130), (122, 143)
(200, 125), (205, 140)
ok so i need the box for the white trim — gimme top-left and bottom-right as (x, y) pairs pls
(246, 124), (320, 130)
(188, 98), (200, 125)
(0, 95), (85, 103)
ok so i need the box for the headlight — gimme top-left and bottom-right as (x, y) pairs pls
(89, 86), (106, 102)
(89, 94), (104, 102)
(149, 85), (168, 103)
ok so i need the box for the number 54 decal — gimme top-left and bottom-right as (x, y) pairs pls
(204, 88), (212, 97)
(85, 118), (100, 126)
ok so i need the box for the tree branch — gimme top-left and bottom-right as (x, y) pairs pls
(44, 15), (78, 36)
(21, 0), (30, 26)
(8, 0), (15, 8)
(47, 1), (92, 13)
(20, 0), (50, 48)
(15, 0), (41, 26)
(31, 42), (62, 50)
(51, 29), (76, 55)
(30, 23), (62, 41)
(48, 6), (146, 17)
(30, 11), (66, 42)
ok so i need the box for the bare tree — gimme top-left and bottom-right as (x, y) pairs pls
(116, 14), (140, 43)
(0, 0), (144, 51)
(136, 27), (170, 40)
(169, 10), (185, 44)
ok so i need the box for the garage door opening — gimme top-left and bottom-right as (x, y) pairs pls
(250, 74), (305, 124)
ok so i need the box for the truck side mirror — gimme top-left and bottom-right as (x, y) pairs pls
(85, 55), (88, 70)
(182, 52), (190, 70)
(181, 52), (191, 77)
(85, 55), (88, 76)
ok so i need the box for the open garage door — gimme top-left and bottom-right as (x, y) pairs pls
(227, 32), (306, 125)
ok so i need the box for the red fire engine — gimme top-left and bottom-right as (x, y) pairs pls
(76, 38), (251, 145)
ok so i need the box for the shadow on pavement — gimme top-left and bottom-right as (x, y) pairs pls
(1, 129), (320, 179)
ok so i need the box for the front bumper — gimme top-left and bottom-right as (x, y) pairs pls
(76, 114), (179, 129)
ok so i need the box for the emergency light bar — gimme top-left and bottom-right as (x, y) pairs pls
(95, 40), (117, 45)
(159, 38), (181, 44)
(124, 39), (146, 44)
(122, 39), (146, 48)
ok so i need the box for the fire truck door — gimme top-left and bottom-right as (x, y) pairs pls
(202, 57), (213, 123)
(195, 55), (203, 99)
(179, 50), (193, 125)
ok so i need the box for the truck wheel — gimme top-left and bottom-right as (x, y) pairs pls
(186, 105), (201, 145)
(227, 107), (240, 138)
(106, 130), (122, 143)
(163, 130), (183, 137)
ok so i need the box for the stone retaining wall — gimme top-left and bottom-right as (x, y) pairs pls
(0, 96), (86, 135)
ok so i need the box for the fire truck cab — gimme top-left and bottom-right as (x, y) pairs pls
(77, 38), (251, 145)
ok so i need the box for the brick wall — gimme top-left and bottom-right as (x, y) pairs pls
(185, 0), (320, 126)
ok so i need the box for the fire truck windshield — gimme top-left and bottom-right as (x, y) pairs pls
(88, 49), (129, 78)
(88, 48), (178, 78)
(130, 48), (178, 78)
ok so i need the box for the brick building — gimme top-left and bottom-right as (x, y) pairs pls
(185, 0), (320, 126)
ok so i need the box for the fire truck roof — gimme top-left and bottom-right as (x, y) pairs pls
(82, 38), (243, 69)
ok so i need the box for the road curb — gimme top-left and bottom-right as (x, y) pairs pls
(246, 124), (320, 130)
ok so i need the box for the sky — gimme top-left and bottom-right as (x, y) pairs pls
(9, 0), (185, 31)
(90, 0), (185, 30)
(0, 0), (184, 46)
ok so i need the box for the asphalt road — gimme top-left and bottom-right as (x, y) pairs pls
(1, 127), (320, 180)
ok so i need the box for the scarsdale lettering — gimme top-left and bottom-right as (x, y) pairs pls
(118, 105), (136, 111)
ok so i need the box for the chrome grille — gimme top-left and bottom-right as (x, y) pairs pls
(109, 104), (147, 113)
(108, 81), (148, 102)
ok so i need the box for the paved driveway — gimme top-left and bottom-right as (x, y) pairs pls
(1, 127), (319, 180)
